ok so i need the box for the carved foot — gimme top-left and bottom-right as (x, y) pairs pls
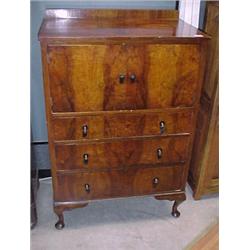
(53, 202), (89, 229)
(54, 207), (65, 230)
(171, 200), (182, 218)
(154, 192), (186, 217)
(55, 214), (65, 230)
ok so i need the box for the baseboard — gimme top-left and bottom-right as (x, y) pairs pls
(39, 169), (51, 178)
(31, 141), (48, 145)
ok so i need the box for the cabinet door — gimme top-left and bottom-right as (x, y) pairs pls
(47, 45), (107, 112)
(146, 44), (200, 108)
(47, 44), (200, 112)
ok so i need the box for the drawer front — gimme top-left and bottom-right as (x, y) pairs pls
(55, 136), (190, 170)
(53, 110), (194, 141)
(55, 165), (184, 201)
(48, 44), (200, 112)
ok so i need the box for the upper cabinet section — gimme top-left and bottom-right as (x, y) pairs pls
(47, 44), (200, 112)
(38, 9), (209, 43)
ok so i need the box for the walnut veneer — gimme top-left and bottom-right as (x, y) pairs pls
(38, 9), (209, 229)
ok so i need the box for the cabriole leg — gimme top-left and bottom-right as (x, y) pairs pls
(155, 192), (186, 217)
(171, 200), (184, 218)
(54, 207), (65, 230)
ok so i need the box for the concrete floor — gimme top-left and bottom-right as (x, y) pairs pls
(31, 179), (218, 250)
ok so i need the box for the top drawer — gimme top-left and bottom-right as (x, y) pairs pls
(52, 109), (194, 141)
(47, 44), (200, 112)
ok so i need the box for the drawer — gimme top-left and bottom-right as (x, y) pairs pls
(48, 44), (200, 112)
(55, 165), (184, 201)
(52, 110), (194, 141)
(55, 136), (190, 170)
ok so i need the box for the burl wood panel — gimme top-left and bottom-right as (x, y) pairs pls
(55, 165), (183, 201)
(146, 44), (200, 108)
(55, 136), (190, 171)
(47, 44), (200, 112)
(52, 109), (194, 141)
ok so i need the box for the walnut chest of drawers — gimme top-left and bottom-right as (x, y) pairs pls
(38, 8), (209, 229)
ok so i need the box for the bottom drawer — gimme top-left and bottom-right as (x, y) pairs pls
(55, 165), (184, 201)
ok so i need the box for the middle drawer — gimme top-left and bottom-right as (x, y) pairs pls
(55, 136), (190, 171)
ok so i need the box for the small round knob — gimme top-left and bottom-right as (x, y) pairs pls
(84, 184), (90, 193)
(119, 74), (126, 83)
(82, 125), (88, 137)
(152, 177), (159, 187)
(130, 74), (136, 83)
(157, 148), (163, 159)
(83, 154), (89, 164)
(159, 121), (165, 134)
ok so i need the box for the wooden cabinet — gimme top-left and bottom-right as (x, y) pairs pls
(38, 9), (209, 229)
(188, 2), (219, 199)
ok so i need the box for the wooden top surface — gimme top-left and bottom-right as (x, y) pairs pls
(38, 9), (209, 42)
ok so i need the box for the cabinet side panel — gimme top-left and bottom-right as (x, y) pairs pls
(40, 42), (59, 199)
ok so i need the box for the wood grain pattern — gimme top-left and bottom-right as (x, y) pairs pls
(103, 45), (146, 110)
(48, 44), (200, 112)
(202, 3), (219, 99)
(38, 9), (209, 43)
(188, 2), (219, 199)
(55, 136), (190, 171)
(40, 43), (61, 197)
(47, 45), (106, 112)
(43, 9), (180, 20)
(186, 222), (219, 250)
(52, 109), (194, 141)
(146, 44), (200, 108)
(55, 165), (183, 201)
